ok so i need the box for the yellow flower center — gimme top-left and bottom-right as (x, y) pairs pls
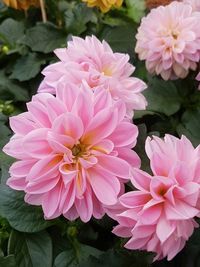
(72, 144), (83, 157)
(102, 66), (113, 76)
(171, 30), (179, 40)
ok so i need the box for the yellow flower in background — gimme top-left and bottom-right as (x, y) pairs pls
(82, 0), (123, 13)
(2, 0), (40, 10)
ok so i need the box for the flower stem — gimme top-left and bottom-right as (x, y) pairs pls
(39, 0), (47, 23)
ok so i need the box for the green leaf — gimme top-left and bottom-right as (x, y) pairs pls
(0, 18), (25, 47)
(64, 3), (97, 35)
(0, 185), (54, 232)
(100, 24), (136, 54)
(54, 244), (102, 267)
(0, 71), (29, 101)
(177, 108), (200, 146)
(0, 255), (16, 267)
(8, 230), (52, 267)
(54, 250), (75, 267)
(144, 77), (182, 116)
(125, 0), (145, 23)
(24, 23), (66, 53)
(10, 53), (45, 81)
(0, 153), (14, 185)
(0, 122), (13, 184)
(0, 122), (11, 148)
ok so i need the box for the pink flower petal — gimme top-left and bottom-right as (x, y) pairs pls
(88, 168), (120, 205)
(23, 128), (52, 158)
(120, 191), (151, 209)
(52, 113), (84, 141)
(108, 122), (138, 147)
(75, 187), (93, 222)
(97, 155), (131, 178)
(165, 200), (199, 220)
(83, 107), (118, 144)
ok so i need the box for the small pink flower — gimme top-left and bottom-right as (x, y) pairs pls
(3, 82), (140, 222)
(38, 35), (147, 117)
(135, 1), (200, 80)
(113, 134), (200, 261)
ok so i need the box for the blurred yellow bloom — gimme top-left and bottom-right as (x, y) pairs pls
(2, 0), (40, 10)
(82, 0), (123, 13)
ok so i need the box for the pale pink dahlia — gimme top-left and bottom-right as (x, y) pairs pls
(113, 134), (200, 261)
(181, 0), (200, 12)
(135, 1), (200, 80)
(38, 35), (147, 117)
(3, 82), (140, 222)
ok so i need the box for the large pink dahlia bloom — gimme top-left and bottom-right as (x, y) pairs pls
(38, 35), (147, 117)
(135, 1), (200, 80)
(3, 82), (140, 222)
(113, 134), (200, 261)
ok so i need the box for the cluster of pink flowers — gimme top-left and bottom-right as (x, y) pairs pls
(3, 34), (200, 261)
(135, 1), (200, 80)
(4, 36), (144, 222)
(113, 135), (200, 260)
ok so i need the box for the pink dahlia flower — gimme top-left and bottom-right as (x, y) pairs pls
(3, 82), (140, 222)
(181, 0), (200, 11)
(38, 35), (147, 117)
(135, 1), (200, 80)
(113, 134), (200, 261)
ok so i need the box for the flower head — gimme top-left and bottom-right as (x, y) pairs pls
(113, 134), (200, 261)
(38, 36), (147, 118)
(135, 1), (200, 80)
(82, 0), (123, 13)
(3, 82), (140, 222)
(3, 0), (39, 10)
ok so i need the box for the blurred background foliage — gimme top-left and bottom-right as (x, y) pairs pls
(0, 0), (200, 266)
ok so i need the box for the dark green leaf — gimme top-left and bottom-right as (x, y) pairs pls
(0, 153), (14, 184)
(100, 25), (136, 54)
(24, 23), (66, 53)
(0, 255), (16, 267)
(144, 77), (182, 116)
(64, 3), (97, 35)
(0, 71), (29, 101)
(177, 108), (200, 146)
(10, 53), (45, 81)
(0, 18), (25, 47)
(54, 249), (75, 267)
(0, 185), (54, 232)
(54, 244), (102, 267)
(0, 122), (11, 148)
(8, 230), (52, 267)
